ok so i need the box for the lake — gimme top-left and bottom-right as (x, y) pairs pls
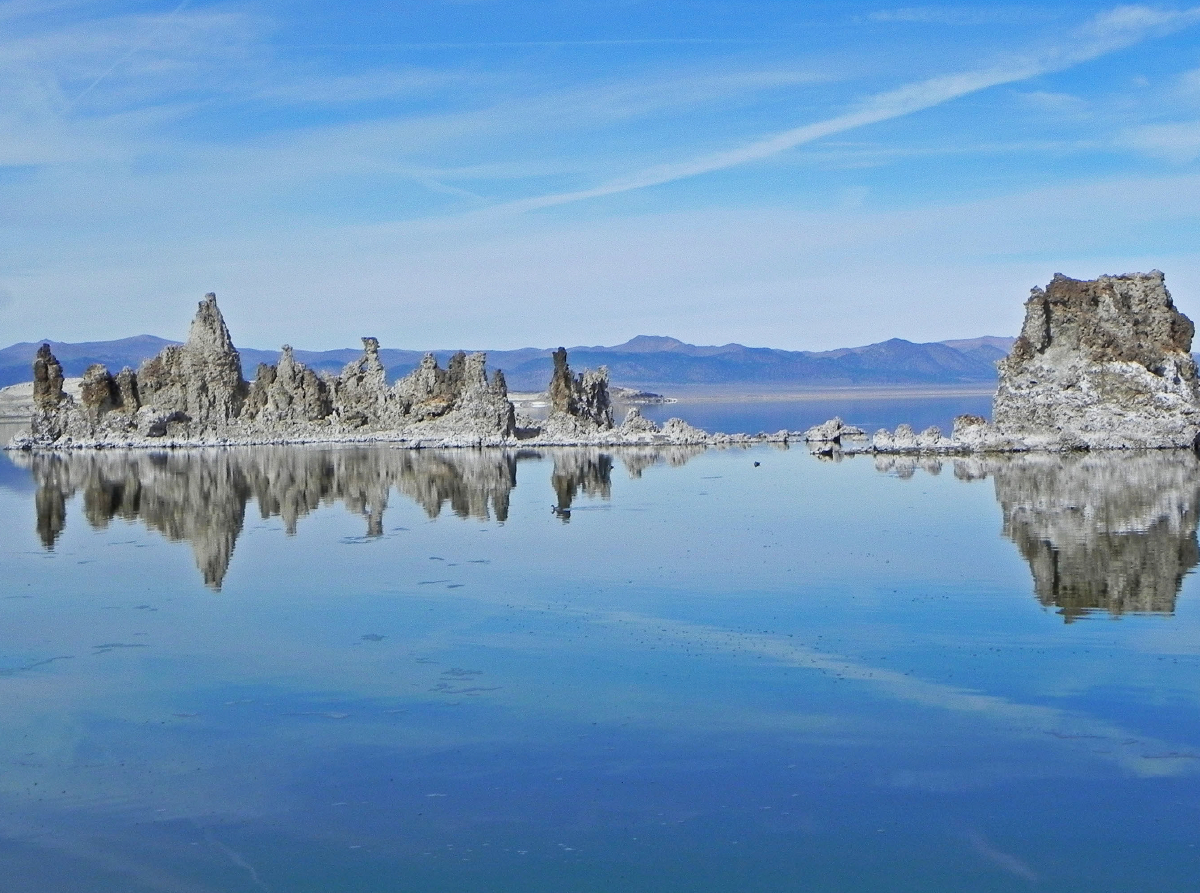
(633, 389), (994, 436)
(2, 441), (1199, 892)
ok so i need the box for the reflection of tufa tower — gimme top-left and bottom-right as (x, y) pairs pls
(993, 452), (1200, 621)
(15, 446), (700, 587)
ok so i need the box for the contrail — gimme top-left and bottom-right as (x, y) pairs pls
(495, 5), (1200, 214)
(71, 0), (192, 107)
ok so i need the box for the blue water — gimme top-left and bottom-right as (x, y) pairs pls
(635, 393), (993, 435)
(1, 444), (1199, 892)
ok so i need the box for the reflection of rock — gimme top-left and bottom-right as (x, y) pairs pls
(619, 445), (706, 478)
(12, 445), (698, 585)
(870, 451), (1200, 619)
(993, 452), (1200, 620)
(550, 450), (614, 518)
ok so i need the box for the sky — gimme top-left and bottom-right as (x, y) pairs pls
(4, 1), (1200, 351)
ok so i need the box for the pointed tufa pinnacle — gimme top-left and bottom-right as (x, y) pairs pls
(31, 343), (65, 409)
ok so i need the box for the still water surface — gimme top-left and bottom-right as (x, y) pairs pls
(2, 442), (1200, 891)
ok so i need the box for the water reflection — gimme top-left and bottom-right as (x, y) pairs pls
(10, 445), (702, 588)
(877, 451), (1200, 620)
(991, 452), (1200, 621)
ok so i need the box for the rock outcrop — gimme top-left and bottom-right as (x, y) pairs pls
(992, 271), (1200, 449)
(138, 293), (248, 428)
(32, 344), (65, 409)
(807, 271), (1200, 456)
(244, 346), (332, 424)
(36, 272), (1200, 454)
(17, 294), (526, 448)
(544, 347), (613, 436)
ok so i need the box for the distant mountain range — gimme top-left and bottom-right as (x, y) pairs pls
(0, 333), (1018, 392)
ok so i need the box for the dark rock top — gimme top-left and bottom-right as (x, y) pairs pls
(1007, 271), (1195, 372)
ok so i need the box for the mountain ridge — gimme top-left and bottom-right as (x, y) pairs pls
(0, 333), (1017, 391)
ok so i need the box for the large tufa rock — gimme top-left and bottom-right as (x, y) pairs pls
(244, 345), (332, 424)
(391, 350), (460, 422)
(138, 293), (247, 428)
(545, 347), (613, 433)
(32, 344), (65, 410)
(993, 272), (1200, 449)
(331, 337), (392, 426)
(323, 341), (514, 435)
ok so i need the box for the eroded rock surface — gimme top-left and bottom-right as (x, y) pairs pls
(993, 271), (1200, 449)
(544, 347), (613, 435)
(32, 344), (65, 410)
(138, 293), (248, 428)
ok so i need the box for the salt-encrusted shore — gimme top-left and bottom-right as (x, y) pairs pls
(9, 271), (1200, 454)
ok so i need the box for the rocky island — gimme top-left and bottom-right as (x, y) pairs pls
(8, 270), (1200, 453)
(806, 270), (1200, 455)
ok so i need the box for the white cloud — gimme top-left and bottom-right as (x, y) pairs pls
(495, 5), (1200, 213)
(1119, 121), (1200, 162)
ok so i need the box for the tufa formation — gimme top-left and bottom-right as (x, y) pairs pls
(16, 293), (725, 449)
(807, 271), (1200, 454)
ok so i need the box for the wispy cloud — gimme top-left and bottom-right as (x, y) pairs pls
(1119, 120), (1200, 162)
(866, 6), (1046, 26)
(498, 5), (1200, 213)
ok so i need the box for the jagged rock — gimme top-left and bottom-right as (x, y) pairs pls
(332, 337), (395, 425)
(135, 407), (188, 438)
(917, 426), (943, 448)
(244, 345), (332, 424)
(658, 418), (709, 444)
(391, 353), (449, 421)
(32, 344), (65, 409)
(803, 417), (866, 444)
(79, 364), (119, 421)
(138, 293), (247, 428)
(437, 353), (515, 435)
(620, 407), (659, 434)
(994, 271), (1200, 449)
(114, 368), (140, 414)
(546, 348), (613, 431)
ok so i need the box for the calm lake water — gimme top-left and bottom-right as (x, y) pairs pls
(2, 441), (1200, 892)
(634, 391), (994, 435)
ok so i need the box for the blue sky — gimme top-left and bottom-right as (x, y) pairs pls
(4, 1), (1200, 350)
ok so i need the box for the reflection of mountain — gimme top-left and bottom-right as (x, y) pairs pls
(990, 452), (1200, 621)
(13, 445), (699, 588)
